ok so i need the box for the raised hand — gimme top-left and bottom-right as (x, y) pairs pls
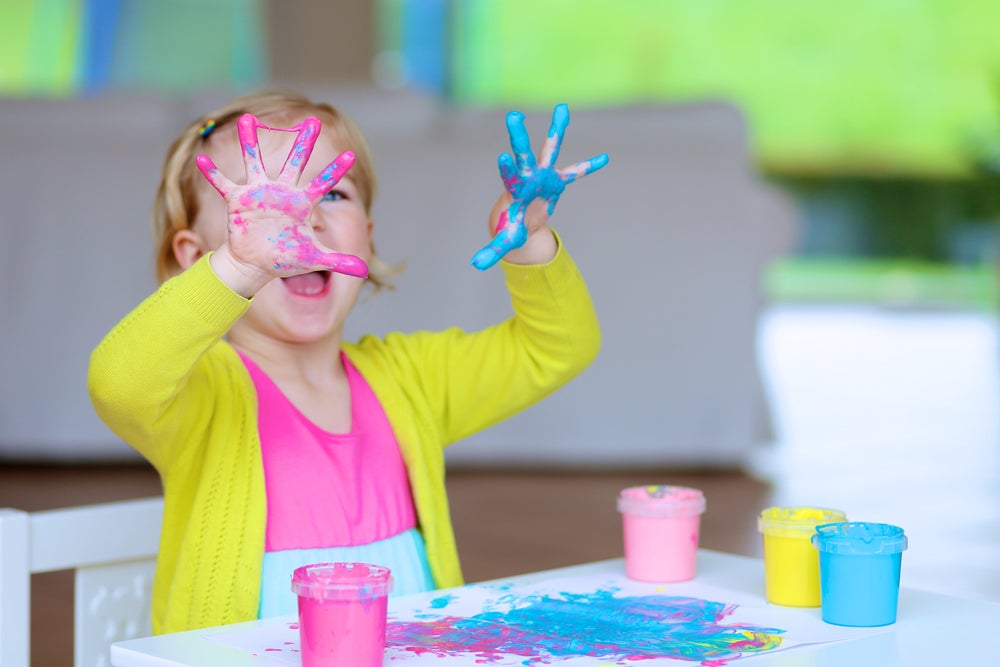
(471, 103), (609, 271)
(196, 113), (368, 279)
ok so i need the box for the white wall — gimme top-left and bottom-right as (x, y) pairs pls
(0, 88), (795, 466)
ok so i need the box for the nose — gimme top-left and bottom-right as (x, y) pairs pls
(308, 209), (326, 233)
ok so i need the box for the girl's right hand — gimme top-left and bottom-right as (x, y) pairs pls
(196, 113), (369, 287)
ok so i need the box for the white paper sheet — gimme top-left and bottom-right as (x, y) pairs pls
(204, 573), (888, 665)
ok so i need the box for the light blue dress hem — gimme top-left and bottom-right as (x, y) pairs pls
(258, 527), (436, 618)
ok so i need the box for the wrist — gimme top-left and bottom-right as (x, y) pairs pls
(208, 245), (274, 298)
(503, 226), (557, 266)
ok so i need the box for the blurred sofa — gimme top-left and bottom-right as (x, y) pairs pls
(0, 87), (795, 467)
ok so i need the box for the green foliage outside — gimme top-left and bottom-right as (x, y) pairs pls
(452, 0), (1000, 178)
(766, 258), (999, 310)
(449, 1), (1000, 306)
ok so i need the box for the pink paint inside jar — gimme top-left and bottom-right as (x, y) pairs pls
(617, 486), (707, 582)
(291, 562), (393, 667)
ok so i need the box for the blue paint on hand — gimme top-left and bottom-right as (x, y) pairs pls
(471, 103), (609, 271)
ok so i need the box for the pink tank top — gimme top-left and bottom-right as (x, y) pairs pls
(239, 351), (418, 551)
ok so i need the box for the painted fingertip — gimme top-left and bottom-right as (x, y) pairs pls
(336, 266), (369, 279)
(299, 116), (322, 134)
(236, 113), (259, 143)
(550, 104), (570, 133)
(506, 110), (525, 125)
(338, 255), (369, 279)
(471, 247), (501, 271)
(592, 153), (610, 170)
(195, 154), (215, 173)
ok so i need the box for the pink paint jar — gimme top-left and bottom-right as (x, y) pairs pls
(291, 562), (393, 667)
(617, 485), (707, 582)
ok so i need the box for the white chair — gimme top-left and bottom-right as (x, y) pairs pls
(0, 496), (163, 667)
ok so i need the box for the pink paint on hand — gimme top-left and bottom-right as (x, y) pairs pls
(280, 117), (321, 182)
(236, 114), (265, 178)
(304, 151), (355, 201)
(195, 113), (367, 279)
(494, 209), (509, 234)
(272, 225), (367, 278)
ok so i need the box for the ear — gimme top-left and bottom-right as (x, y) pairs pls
(172, 229), (209, 270)
(365, 217), (377, 260)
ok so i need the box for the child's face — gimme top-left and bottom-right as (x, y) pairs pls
(190, 117), (374, 346)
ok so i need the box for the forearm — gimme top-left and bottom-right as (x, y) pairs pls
(500, 233), (600, 379)
(87, 255), (249, 454)
(441, 235), (600, 441)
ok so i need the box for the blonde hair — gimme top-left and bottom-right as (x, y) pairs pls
(152, 90), (398, 287)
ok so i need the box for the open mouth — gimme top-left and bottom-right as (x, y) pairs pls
(280, 271), (331, 297)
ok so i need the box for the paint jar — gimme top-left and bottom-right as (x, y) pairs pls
(617, 485), (706, 582)
(757, 506), (847, 607)
(812, 522), (908, 627)
(292, 562), (393, 667)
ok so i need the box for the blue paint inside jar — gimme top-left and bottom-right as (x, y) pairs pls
(811, 522), (908, 627)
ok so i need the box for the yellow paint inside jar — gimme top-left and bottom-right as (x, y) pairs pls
(758, 507), (847, 607)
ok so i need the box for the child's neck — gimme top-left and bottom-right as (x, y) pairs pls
(231, 335), (353, 433)
(230, 331), (345, 386)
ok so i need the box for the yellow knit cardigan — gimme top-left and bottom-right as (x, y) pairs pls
(88, 239), (599, 634)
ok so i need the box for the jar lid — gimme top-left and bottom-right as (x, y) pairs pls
(811, 522), (908, 555)
(617, 485), (706, 518)
(291, 562), (393, 601)
(757, 506), (847, 537)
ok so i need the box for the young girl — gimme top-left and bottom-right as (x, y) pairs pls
(88, 91), (605, 635)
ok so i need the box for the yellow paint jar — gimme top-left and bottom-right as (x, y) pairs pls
(757, 506), (847, 607)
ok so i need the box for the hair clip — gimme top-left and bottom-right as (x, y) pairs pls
(198, 119), (217, 138)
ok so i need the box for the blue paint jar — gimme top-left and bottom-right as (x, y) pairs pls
(811, 522), (908, 627)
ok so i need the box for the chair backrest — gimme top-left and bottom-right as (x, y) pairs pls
(0, 496), (163, 667)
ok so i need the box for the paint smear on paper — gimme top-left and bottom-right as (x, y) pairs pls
(387, 588), (784, 665)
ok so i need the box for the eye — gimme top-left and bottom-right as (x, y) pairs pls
(322, 189), (347, 203)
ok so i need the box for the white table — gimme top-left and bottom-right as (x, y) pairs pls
(111, 550), (999, 667)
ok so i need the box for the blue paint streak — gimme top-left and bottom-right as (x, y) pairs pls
(429, 594), (458, 609)
(388, 589), (785, 664)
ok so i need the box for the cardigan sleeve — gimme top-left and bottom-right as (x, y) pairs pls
(351, 233), (601, 446)
(87, 255), (251, 472)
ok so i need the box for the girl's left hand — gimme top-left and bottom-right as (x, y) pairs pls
(471, 104), (609, 270)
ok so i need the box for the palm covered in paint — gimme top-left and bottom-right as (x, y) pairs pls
(196, 113), (368, 279)
(471, 104), (609, 270)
